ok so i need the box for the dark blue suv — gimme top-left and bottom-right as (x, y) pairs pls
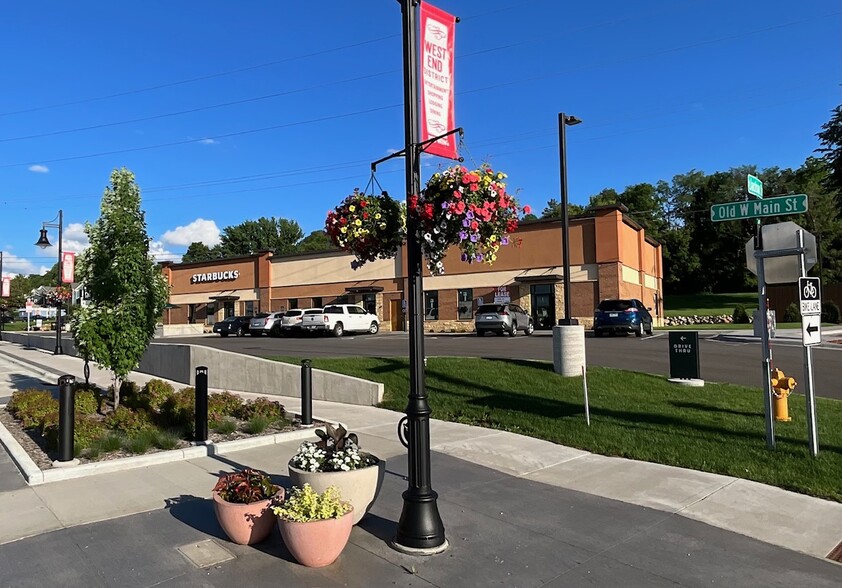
(593, 299), (653, 337)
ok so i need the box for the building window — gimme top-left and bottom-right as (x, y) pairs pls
(289, 298), (298, 310)
(312, 296), (323, 308)
(333, 295), (349, 305)
(457, 289), (473, 320)
(245, 301), (255, 316)
(424, 291), (439, 320)
(362, 293), (376, 315)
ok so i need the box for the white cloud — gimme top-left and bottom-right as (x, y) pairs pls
(0, 252), (42, 277)
(28, 164), (49, 173)
(160, 218), (221, 247)
(199, 138), (219, 145)
(149, 240), (181, 263)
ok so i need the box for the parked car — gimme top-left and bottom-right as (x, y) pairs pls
(212, 316), (251, 337)
(249, 312), (285, 336)
(300, 304), (379, 337)
(593, 299), (653, 337)
(475, 303), (534, 336)
(278, 308), (322, 335)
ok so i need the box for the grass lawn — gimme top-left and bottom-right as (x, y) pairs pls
(272, 355), (842, 502)
(664, 292), (757, 317)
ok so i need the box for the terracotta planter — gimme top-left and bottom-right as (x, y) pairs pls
(288, 457), (384, 525)
(212, 488), (284, 545)
(278, 507), (354, 567)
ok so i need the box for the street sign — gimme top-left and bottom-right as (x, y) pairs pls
(798, 277), (821, 316)
(0, 277), (9, 298)
(745, 222), (817, 284)
(711, 193), (807, 222)
(747, 174), (763, 198)
(668, 331), (700, 379)
(25, 299), (33, 313)
(801, 314), (821, 346)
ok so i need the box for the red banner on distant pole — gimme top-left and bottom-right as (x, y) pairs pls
(1, 277), (9, 298)
(61, 252), (75, 284)
(420, 2), (457, 160)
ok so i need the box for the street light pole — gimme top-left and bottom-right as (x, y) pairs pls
(558, 112), (582, 325)
(35, 209), (64, 355)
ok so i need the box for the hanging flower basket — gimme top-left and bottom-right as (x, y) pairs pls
(325, 190), (406, 270)
(44, 286), (72, 307)
(410, 164), (529, 275)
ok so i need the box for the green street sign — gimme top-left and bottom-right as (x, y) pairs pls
(710, 194), (808, 222)
(747, 174), (763, 198)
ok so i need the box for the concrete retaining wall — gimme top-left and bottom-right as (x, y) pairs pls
(1, 333), (383, 406)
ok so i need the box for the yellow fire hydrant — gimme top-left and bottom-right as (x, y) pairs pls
(770, 368), (797, 422)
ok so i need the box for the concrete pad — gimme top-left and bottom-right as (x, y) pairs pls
(0, 488), (63, 545)
(680, 477), (842, 558)
(177, 539), (235, 568)
(524, 453), (736, 513)
(432, 430), (589, 476)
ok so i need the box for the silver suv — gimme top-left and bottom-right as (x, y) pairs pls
(475, 303), (534, 337)
(249, 312), (285, 337)
(279, 308), (322, 335)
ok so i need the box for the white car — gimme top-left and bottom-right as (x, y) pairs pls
(278, 308), (322, 335)
(249, 312), (285, 337)
(300, 304), (380, 337)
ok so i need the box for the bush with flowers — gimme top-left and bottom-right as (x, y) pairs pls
(325, 189), (406, 270)
(44, 286), (72, 307)
(410, 164), (529, 275)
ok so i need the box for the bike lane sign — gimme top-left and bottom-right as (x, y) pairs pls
(799, 277), (821, 346)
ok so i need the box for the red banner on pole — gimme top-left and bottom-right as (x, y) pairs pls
(1, 277), (9, 298)
(61, 252), (75, 284)
(420, 2), (457, 160)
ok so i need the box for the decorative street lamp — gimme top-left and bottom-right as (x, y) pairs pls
(35, 209), (64, 355)
(557, 112), (582, 325)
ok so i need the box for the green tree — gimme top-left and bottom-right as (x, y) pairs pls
(72, 168), (169, 408)
(816, 104), (842, 198)
(218, 217), (304, 256)
(540, 198), (586, 219)
(182, 241), (216, 263)
(297, 230), (336, 253)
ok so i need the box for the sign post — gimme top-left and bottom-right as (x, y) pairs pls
(25, 299), (32, 331)
(798, 268), (820, 456)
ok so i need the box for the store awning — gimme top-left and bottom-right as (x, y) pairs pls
(208, 295), (240, 301)
(513, 269), (564, 283)
(345, 286), (384, 294)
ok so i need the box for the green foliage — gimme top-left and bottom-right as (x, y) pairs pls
(208, 391), (244, 420)
(272, 484), (350, 522)
(732, 304), (750, 324)
(783, 302), (800, 323)
(161, 387), (195, 427)
(71, 168), (170, 405)
(134, 379), (175, 412)
(151, 428), (181, 450)
(218, 216), (304, 257)
(244, 415), (270, 435)
(297, 229), (338, 253)
(7, 389), (57, 429)
(816, 104), (842, 196)
(822, 301), (841, 324)
(181, 241), (218, 263)
(213, 468), (278, 504)
(238, 397), (285, 421)
(43, 415), (107, 451)
(212, 417), (237, 435)
(96, 433), (123, 453)
(104, 406), (154, 435)
(122, 430), (155, 454)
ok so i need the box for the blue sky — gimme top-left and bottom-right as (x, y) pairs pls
(1, 0), (839, 277)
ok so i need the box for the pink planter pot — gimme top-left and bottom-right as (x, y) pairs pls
(278, 508), (354, 568)
(212, 489), (284, 545)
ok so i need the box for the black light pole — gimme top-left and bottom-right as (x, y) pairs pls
(392, 0), (447, 554)
(558, 113), (582, 325)
(0, 251), (5, 341)
(35, 209), (64, 355)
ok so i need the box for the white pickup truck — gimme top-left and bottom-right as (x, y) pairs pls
(300, 304), (380, 337)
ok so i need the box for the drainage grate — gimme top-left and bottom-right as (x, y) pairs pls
(826, 540), (842, 563)
(177, 539), (236, 568)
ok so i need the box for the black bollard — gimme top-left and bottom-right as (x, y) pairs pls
(195, 366), (208, 442)
(57, 375), (76, 462)
(300, 359), (312, 426)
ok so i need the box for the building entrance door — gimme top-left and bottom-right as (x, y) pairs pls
(530, 284), (556, 330)
(390, 299), (404, 332)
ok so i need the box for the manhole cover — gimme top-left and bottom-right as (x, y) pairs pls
(177, 539), (235, 568)
(826, 540), (842, 563)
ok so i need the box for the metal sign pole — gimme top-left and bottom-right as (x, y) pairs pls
(797, 229), (819, 456)
(755, 246), (775, 449)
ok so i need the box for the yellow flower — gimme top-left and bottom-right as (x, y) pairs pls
(355, 219), (362, 226)
(340, 227), (347, 234)
(349, 205), (356, 212)
(375, 213), (381, 219)
(489, 235), (497, 242)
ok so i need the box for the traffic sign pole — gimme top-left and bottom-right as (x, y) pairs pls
(755, 251), (775, 450)
(798, 231), (819, 457)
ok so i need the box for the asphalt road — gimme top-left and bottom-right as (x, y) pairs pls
(166, 330), (842, 400)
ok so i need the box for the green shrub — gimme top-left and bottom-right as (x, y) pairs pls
(97, 433), (123, 453)
(74, 389), (100, 415)
(238, 397), (285, 421)
(212, 417), (237, 435)
(7, 389), (58, 429)
(136, 379), (175, 412)
(122, 430), (155, 454)
(783, 302), (800, 323)
(244, 415), (271, 435)
(43, 415), (107, 451)
(732, 304), (750, 324)
(208, 391), (244, 420)
(822, 301), (840, 324)
(161, 387), (195, 427)
(104, 406), (154, 435)
(151, 429), (181, 450)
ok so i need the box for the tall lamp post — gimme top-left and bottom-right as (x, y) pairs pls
(35, 210), (64, 355)
(557, 112), (582, 325)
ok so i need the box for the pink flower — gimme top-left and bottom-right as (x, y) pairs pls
(523, 205), (532, 214)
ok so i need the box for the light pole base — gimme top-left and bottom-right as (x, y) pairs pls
(390, 538), (449, 556)
(557, 318), (579, 326)
(393, 489), (448, 553)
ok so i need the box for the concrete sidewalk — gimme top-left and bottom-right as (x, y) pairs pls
(1, 341), (841, 585)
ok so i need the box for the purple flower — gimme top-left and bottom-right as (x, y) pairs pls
(459, 231), (468, 241)
(441, 201), (450, 209)
(470, 234), (478, 243)
(460, 253), (468, 261)
(501, 236), (509, 246)
(462, 219), (470, 227)
(476, 253), (483, 262)
(466, 211), (474, 220)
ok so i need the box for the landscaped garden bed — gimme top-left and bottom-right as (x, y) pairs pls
(1, 378), (301, 469)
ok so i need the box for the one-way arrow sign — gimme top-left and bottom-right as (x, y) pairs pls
(802, 314), (821, 346)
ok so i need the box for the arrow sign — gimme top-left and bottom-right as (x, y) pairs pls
(801, 314), (821, 346)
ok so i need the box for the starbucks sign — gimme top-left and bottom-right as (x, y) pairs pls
(191, 270), (240, 284)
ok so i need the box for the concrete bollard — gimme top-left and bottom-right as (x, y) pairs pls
(552, 325), (586, 376)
